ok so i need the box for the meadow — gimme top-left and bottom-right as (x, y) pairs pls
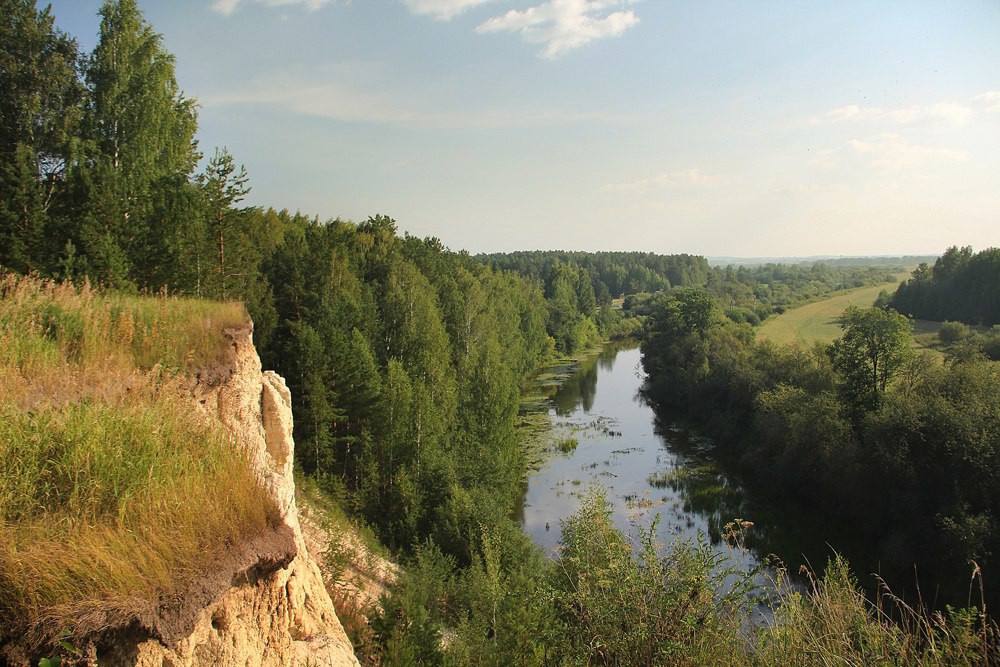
(756, 273), (909, 346)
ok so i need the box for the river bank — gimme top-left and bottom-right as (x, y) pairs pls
(516, 341), (981, 613)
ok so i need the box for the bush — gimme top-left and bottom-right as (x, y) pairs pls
(938, 320), (969, 344)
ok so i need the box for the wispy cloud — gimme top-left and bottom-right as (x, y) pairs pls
(602, 168), (721, 195)
(847, 134), (967, 170)
(403, 0), (493, 21)
(211, 0), (332, 16)
(200, 71), (634, 128)
(810, 91), (1000, 127)
(811, 102), (973, 126)
(973, 91), (1000, 112)
(476, 0), (639, 58)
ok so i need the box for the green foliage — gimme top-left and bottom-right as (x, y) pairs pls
(642, 294), (1000, 600)
(892, 246), (1000, 325)
(0, 0), (82, 274)
(556, 437), (578, 454)
(481, 250), (708, 299)
(75, 0), (200, 286)
(829, 306), (912, 410)
(377, 490), (999, 665)
(707, 261), (903, 320)
(4, 4), (999, 663)
(938, 320), (969, 344)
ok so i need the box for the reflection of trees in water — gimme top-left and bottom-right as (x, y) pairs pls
(554, 343), (634, 416)
(597, 344), (619, 371)
(648, 411), (963, 607)
(553, 357), (599, 415)
(651, 415), (869, 576)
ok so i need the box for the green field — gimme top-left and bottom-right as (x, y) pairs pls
(757, 275), (907, 346)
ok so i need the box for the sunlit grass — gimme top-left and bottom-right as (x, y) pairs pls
(0, 273), (247, 405)
(0, 274), (272, 646)
(757, 274), (908, 346)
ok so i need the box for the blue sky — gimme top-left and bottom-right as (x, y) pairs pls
(48, 0), (1000, 256)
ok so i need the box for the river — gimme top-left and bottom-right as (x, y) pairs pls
(519, 342), (941, 608)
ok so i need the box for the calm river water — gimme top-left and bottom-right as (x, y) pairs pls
(519, 343), (938, 607)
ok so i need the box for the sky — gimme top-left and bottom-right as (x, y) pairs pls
(47, 0), (1000, 257)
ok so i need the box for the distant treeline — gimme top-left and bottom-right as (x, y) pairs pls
(479, 250), (710, 300)
(891, 246), (1000, 325)
(704, 262), (900, 325)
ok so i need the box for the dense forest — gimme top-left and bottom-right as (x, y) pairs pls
(480, 250), (711, 298)
(640, 286), (1000, 603)
(3, 2), (998, 664)
(891, 245), (1000, 325)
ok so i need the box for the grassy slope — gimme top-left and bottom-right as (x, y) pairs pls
(0, 275), (273, 646)
(757, 274), (908, 346)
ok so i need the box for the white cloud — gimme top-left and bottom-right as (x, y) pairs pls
(211, 0), (332, 16)
(847, 134), (967, 170)
(973, 91), (1000, 112)
(403, 0), (493, 21)
(602, 168), (721, 194)
(476, 0), (639, 58)
(810, 90), (1000, 127)
(811, 102), (973, 127)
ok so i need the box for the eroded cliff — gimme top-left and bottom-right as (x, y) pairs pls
(107, 326), (360, 666)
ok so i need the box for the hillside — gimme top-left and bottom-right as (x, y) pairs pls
(756, 273), (908, 345)
(0, 275), (360, 665)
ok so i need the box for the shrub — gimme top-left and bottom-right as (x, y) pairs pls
(938, 320), (969, 344)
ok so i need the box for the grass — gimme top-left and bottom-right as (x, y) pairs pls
(0, 274), (272, 648)
(556, 437), (579, 454)
(0, 274), (247, 406)
(757, 273), (909, 346)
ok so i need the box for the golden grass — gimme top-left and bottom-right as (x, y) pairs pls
(0, 273), (247, 402)
(0, 274), (272, 646)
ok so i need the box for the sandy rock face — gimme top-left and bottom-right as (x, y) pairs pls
(122, 327), (359, 667)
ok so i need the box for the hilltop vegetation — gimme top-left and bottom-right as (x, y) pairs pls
(0, 275), (270, 648)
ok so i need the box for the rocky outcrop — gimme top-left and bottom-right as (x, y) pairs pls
(116, 326), (359, 666)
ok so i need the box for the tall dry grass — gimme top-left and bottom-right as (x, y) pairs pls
(752, 557), (997, 665)
(0, 274), (273, 646)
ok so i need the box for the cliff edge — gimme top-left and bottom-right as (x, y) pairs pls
(109, 326), (359, 666)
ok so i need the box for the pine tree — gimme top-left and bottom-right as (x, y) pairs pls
(199, 148), (250, 299)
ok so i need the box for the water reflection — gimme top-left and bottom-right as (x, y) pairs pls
(521, 344), (766, 577)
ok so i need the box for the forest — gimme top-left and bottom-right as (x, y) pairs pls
(640, 286), (1000, 606)
(891, 245), (1000, 325)
(3, 1), (999, 664)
